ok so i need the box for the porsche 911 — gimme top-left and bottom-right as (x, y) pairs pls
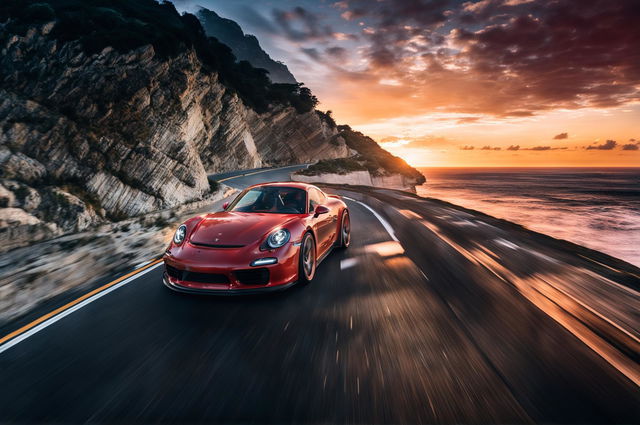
(163, 182), (350, 294)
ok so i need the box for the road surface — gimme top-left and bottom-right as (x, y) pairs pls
(0, 166), (638, 423)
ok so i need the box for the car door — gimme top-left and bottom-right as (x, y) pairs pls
(308, 188), (335, 256)
(319, 190), (340, 247)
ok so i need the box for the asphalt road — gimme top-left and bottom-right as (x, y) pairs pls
(0, 166), (638, 423)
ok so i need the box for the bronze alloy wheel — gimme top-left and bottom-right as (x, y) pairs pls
(340, 211), (351, 248)
(299, 233), (316, 283)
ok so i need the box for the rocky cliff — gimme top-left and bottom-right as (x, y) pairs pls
(0, 10), (349, 249)
(293, 126), (426, 191)
(196, 8), (297, 84)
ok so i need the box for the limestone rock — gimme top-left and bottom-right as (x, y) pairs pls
(0, 24), (348, 249)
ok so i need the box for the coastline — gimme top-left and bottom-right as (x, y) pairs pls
(416, 167), (640, 267)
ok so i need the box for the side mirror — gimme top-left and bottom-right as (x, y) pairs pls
(222, 202), (229, 210)
(314, 205), (330, 217)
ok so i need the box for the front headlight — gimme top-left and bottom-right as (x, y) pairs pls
(173, 224), (187, 245)
(267, 229), (290, 249)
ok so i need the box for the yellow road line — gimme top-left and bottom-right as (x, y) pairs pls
(0, 258), (163, 346)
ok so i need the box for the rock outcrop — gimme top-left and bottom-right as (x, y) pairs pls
(292, 170), (420, 192)
(197, 8), (297, 84)
(293, 127), (426, 191)
(0, 22), (349, 249)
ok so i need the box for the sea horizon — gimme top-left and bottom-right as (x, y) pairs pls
(416, 166), (640, 169)
(416, 167), (640, 267)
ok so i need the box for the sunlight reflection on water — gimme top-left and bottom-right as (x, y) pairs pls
(417, 168), (640, 267)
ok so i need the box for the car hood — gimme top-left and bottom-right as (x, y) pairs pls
(189, 212), (298, 246)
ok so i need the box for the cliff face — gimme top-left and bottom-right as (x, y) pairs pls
(292, 170), (421, 192)
(0, 23), (349, 249)
(196, 8), (297, 84)
(293, 127), (426, 191)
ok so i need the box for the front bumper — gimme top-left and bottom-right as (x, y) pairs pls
(163, 273), (297, 295)
(162, 241), (300, 294)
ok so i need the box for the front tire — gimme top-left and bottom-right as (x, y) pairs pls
(299, 232), (316, 284)
(338, 210), (351, 249)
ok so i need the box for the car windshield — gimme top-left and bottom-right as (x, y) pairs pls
(228, 186), (307, 214)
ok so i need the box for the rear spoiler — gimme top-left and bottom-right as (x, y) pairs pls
(328, 194), (342, 200)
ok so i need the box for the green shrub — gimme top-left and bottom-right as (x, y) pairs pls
(209, 179), (219, 193)
(299, 158), (366, 176)
(338, 129), (425, 182)
(316, 110), (336, 128)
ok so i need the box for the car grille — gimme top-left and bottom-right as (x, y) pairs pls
(165, 264), (229, 284)
(235, 268), (270, 285)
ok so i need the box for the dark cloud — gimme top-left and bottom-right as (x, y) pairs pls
(273, 6), (335, 42)
(450, 0), (640, 114)
(586, 140), (617, 150)
(498, 145), (569, 151)
(553, 132), (568, 140)
(326, 46), (347, 60)
(301, 47), (322, 61)
(330, 0), (640, 117)
(481, 145), (501, 150)
(336, 0), (452, 69)
(460, 145), (474, 150)
(621, 142), (639, 151)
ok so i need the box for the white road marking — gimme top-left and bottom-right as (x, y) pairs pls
(451, 219), (477, 227)
(494, 238), (519, 250)
(419, 269), (430, 281)
(340, 257), (359, 270)
(523, 248), (560, 264)
(343, 196), (399, 241)
(0, 263), (162, 355)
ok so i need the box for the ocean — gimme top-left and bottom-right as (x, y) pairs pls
(416, 167), (640, 267)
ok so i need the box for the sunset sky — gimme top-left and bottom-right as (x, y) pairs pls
(175, 0), (640, 167)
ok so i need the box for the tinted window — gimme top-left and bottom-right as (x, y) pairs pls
(229, 187), (306, 214)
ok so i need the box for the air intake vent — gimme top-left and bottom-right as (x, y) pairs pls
(165, 265), (229, 284)
(235, 268), (270, 285)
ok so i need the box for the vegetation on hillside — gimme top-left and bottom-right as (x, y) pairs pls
(316, 110), (337, 128)
(0, 0), (317, 113)
(299, 126), (426, 183)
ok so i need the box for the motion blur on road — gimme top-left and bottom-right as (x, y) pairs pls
(0, 166), (638, 423)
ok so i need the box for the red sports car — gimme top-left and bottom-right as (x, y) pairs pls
(163, 182), (350, 294)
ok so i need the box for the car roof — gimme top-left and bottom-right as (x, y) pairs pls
(246, 181), (320, 191)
